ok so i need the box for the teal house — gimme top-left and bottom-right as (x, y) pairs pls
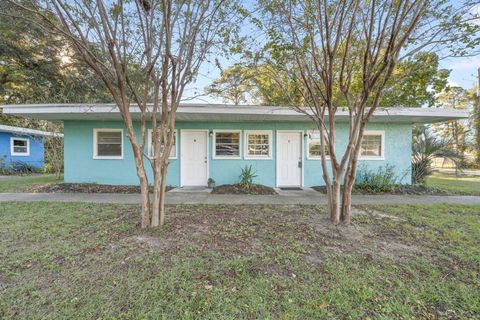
(2, 104), (467, 188)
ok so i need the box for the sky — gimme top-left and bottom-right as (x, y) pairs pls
(184, 1), (480, 104)
(441, 55), (480, 88)
(440, 1), (480, 89)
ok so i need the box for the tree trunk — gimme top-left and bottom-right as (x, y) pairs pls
(327, 177), (341, 224)
(139, 171), (151, 228)
(151, 153), (169, 227)
(129, 137), (151, 228)
(151, 162), (162, 227)
(340, 129), (362, 224)
(341, 172), (355, 224)
(159, 163), (168, 226)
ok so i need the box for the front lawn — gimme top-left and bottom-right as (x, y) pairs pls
(0, 174), (62, 193)
(426, 172), (480, 195)
(1, 202), (479, 319)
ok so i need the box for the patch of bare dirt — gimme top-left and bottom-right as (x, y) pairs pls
(304, 209), (424, 263)
(122, 205), (425, 270)
(60, 204), (435, 279)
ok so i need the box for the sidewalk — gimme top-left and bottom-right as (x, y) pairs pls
(435, 168), (480, 176)
(1, 189), (479, 205)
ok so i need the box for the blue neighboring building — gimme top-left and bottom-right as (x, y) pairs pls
(0, 125), (63, 171)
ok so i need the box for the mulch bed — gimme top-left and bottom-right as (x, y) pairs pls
(212, 184), (277, 195)
(312, 184), (450, 196)
(34, 183), (174, 194)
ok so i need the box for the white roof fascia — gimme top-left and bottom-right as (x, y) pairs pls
(1, 103), (470, 124)
(0, 125), (64, 137)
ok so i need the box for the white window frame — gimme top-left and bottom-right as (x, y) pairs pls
(244, 130), (273, 160)
(306, 130), (331, 160)
(147, 129), (178, 160)
(212, 130), (242, 159)
(93, 128), (124, 160)
(358, 130), (385, 160)
(10, 137), (30, 156)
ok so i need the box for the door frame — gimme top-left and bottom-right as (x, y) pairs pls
(276, 130), (304, 188)
(180, 129), (209, 187)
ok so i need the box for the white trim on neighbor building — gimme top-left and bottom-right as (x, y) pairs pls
(0, 124), (63, 137)
(93, 128), (124, 160)
(244, 130), (273, 160)
(358, 130), (385, 160)
(147, 129), (178, 159)
(212, 130), (242, 160)
(10, 137), (30, 156)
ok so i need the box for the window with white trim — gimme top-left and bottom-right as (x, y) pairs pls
(360, 132), (384, 158)
(214, 131), (240, 158)
(11, 137), (29, 156)
(245, 131), (272, 159)
(148, 129), (177, 159)
(94, 129), (123, 159)
(307, 131), (330, 159)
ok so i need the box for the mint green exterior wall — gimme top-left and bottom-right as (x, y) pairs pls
(64, 120), (412, 187)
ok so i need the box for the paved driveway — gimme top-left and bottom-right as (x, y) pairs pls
(0, 189), (479, 205)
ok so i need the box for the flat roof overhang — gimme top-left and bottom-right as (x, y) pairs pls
(0, 103), (470, 123)
(0, 124), (63, 137)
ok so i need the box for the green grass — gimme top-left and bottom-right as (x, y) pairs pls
(0, 174), (62, 192)
(0, 202), (479, 319)
(426, 172), (480, 195)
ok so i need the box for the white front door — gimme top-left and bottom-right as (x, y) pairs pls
(277, 132), (302, 187)
(181, 130), (208, 186)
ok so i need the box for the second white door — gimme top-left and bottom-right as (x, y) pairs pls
(181, 130), (208, 186)
(277, 132), (302, 187)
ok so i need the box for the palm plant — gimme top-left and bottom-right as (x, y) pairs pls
(412, 125), (464, 184)
(239, 165), (257, 189)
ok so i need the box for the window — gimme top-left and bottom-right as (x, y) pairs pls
(214, 131), (240, 158)
(10, 137), (29, 156)
(148, 129), (177, 159)
(245, 130), (272, 159)
(94, 129), (123, 159)
(307, 131), (330, 159)
(360, 131), (384, 159)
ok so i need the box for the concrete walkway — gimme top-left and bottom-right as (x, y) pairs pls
(435, 168), (480, 176)
(1, 189), (479, 205)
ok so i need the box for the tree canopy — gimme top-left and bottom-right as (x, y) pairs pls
(207, 52), (450, 108)
(0, 1), (111, 128)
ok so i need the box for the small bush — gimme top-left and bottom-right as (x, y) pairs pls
(239, 165), (257, 189)
(355, 164), (400, 193)
(0, 155), (8, 175)
(2, 161), (42, 175)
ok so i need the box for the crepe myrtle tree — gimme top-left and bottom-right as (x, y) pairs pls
(6, 0), (236, 227)
(259, 0), (480, 224)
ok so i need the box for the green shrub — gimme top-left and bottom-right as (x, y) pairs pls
(355, 164), (400, 193)
(0, 155), (7, 175)
(239, 165), (257, 189)
(10, 161), (42, 174)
